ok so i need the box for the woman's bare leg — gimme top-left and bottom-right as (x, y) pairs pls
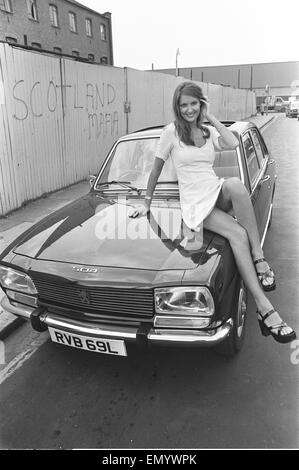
(218, 177), (272, 279)
(204, 207), (292, 334)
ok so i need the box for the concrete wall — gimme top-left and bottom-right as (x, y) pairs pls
(126, 71), (255, 131)
(126, 69), (182, 133)
(156, 61), (299, 98)
(0, 43), (256, 216)
(255, 87), (299, 101)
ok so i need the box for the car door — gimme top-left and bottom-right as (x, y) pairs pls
(249, 128), (275, 240)
(241, 132), (264, 239)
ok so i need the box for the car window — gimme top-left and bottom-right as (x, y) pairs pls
(251, 129), (266, 165)
(257, 130), (269, 156)
(213, 149), (240, 179)
(243, 133), (260, 184)
(99, 137), (242, 188)
(98, 138), (177, 188)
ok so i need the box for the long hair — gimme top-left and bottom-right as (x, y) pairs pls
(172, 82), (210, 145)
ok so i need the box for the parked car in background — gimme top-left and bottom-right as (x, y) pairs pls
(263, 96), (289, 113)
(272, 96), (289, 113)
(286, 100), (299, 118)
(0, 121), (276, 357)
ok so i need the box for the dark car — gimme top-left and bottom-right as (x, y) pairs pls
(0, 121), (276, 357)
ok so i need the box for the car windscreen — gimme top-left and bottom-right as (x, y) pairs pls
(96, 138), (241, 189)
(96, 138), (178, 189)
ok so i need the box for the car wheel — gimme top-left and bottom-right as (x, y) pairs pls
(214, 281), (247, 357)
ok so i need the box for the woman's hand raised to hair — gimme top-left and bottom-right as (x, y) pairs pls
(200, 98), (210, 121)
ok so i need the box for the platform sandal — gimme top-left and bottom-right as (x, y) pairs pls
(257, 309), (296, 344)
(254, 257), (276, 291)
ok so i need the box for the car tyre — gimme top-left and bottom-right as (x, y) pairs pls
(214, 281), (247, 357)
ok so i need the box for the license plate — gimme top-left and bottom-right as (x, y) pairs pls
(49, 327), (127, 356)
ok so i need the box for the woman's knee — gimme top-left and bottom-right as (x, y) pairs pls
(223, 177), (248, 199)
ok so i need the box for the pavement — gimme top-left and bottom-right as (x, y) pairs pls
(0, 113), (276, 339)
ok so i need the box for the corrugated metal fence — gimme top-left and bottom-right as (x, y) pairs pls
(0, 43), (256, 216)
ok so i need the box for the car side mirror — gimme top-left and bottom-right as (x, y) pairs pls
(88, 175), (96, 187)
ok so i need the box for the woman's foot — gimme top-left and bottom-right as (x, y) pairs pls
(254, 257), (276, 291)
(257, 308), (296, 343)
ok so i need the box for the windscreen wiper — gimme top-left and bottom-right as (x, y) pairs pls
(155, 181), (178, 185)
(96, 180), (141, 195)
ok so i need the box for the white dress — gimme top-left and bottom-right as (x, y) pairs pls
(156, 122), (224, 232)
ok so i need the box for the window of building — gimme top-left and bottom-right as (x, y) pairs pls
(69, 12), (77, 33)
(27, 0), (38, 20)
(5, 36), (17, 44)
(72, 50), (80, 57)
(100, 56), (108, 65)
(88, 54), (94, 62)
(49, 4), (59, 27)
(0, 1), (12, 13)
(100, 23), (107, 41)
(31, 42), (42, 49)
(86, 18), (92, 37)
(53, 46), (62, 54)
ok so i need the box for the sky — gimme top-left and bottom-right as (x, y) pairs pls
(78, 0), (299, 70)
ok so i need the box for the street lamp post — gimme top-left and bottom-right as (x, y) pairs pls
(265, 84), (269, 115)
(175, 48), (180, 77)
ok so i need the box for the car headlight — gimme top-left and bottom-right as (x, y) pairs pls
(0, 266), (37, 295)
(154, 286), (214, 316)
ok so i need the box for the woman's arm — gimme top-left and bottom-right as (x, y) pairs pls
(201, 100), (239, 149)
(129, 157), (165, 218)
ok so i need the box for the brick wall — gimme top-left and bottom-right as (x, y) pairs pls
(0, 0), (113, 64)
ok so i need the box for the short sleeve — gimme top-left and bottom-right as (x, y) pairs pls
(209, 126), (222, 151)
(156, 123), (175, 162)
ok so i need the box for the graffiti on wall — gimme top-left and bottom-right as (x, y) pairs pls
(12, 79), (120, 140)
(85, 83), (119, 140)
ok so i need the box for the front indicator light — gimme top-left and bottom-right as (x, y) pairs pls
(154, 315), (211, 328)
(6, 289), (38, 308)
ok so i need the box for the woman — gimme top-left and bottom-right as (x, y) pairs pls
(130, 82), (296, 344)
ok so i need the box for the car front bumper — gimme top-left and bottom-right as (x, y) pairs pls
(1, 295), (232, 347)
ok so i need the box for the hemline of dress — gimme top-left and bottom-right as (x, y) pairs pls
(183, 177), (225, 232)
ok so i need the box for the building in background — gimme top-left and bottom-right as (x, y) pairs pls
(154, 61), (299, 105)
(0, 0), (113, 64)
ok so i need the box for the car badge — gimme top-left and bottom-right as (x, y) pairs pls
(72, 266), (98, 273)
(77, 288), (91, 305)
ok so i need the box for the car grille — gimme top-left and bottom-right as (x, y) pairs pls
(31, 274), (154, 319)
